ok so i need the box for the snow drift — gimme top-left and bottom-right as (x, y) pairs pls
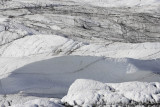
(1, 34), (160, 59)
(0, 35), (83, 57)
(62, 79), (160, 106)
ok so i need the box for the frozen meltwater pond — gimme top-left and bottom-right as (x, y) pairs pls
(0, 56), (160, 97)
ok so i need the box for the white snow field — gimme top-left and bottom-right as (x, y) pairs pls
(0, 0), (160, 106)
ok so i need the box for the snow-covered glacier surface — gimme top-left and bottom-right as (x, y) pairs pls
(0, 0), (160, 106)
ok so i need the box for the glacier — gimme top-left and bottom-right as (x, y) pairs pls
(0, 0), (160, 106)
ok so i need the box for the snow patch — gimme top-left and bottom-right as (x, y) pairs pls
(62, 79), (160, 106)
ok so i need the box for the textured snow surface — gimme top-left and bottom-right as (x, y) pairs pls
(0, 0), (160, 45)
(0, 35), (83, 57)
(62, 79), (160, 106)
(1, 0), (159, 8)
(72, 0), (160, 7)
(11, 98), (64, 107)
(1, 34), (160, 58)
(0, 0), (160, 106)
(72, 42), (160, 59)
(0, 93), (62, 107)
